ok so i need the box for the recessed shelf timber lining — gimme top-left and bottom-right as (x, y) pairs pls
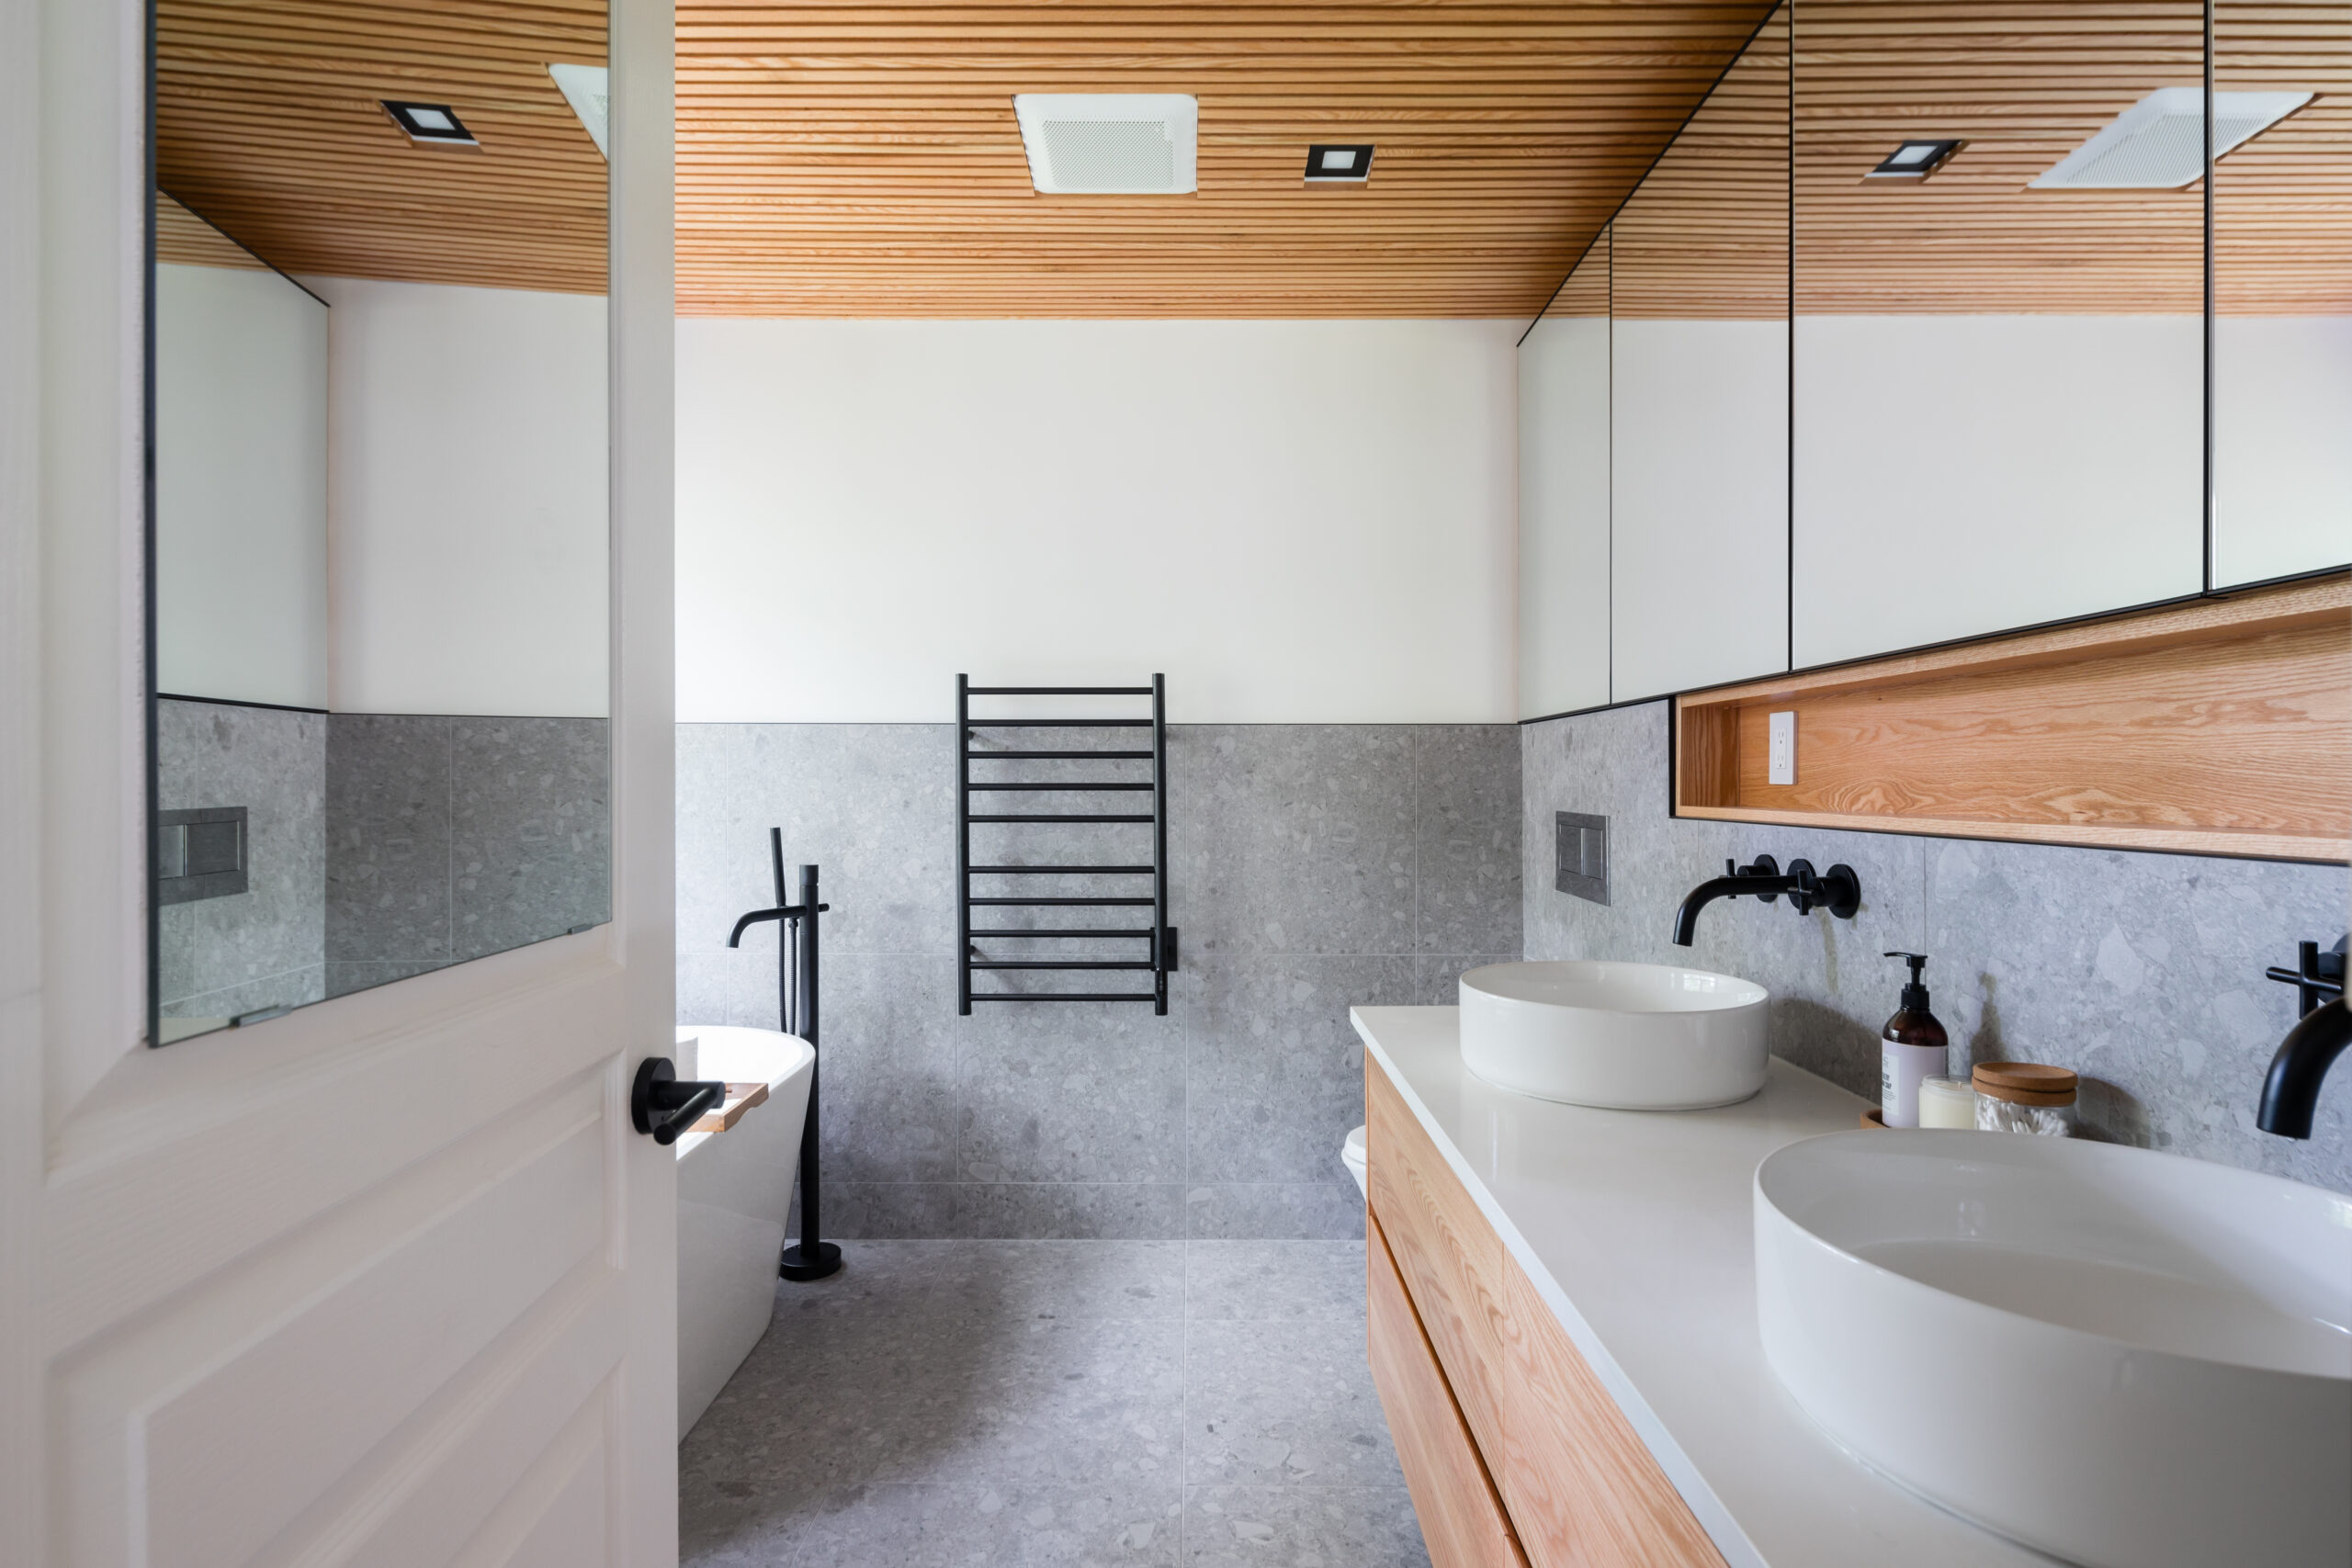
(1673, 577), (2352, 863)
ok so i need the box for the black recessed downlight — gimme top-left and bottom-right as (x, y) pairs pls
(381, 100), (480, 148)
(1305, 143), (1374, 184)
(1866, 139), (1962, 179)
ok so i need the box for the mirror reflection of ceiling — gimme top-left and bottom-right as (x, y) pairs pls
(156, 189), (269, 271)
(1544, 223), (1610, 321)
(155, 0), (607, 293)
(2215, 0), (2351, 315)
(1611, 3), (1787, 321)
(673, 1), (1781, 317)
(1795, 0), (2211, 315)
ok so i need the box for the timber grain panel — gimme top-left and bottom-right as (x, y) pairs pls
(675, 1), (1780, 316)
(1674, 575), (2352, 862)
(1370, 1211), (1532, 1568)
(1368, 1055), (1510, 1467)
(155, 0), (608, 294)
(1500, 1252), (1727, 1568)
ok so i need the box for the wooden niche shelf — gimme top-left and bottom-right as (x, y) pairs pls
(1674, 577), (2351, 863)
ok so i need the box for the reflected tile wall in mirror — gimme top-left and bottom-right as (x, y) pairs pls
(150, 1), (611, 1044)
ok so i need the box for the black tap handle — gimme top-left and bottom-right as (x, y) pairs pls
(631, 1057), (728, 1145)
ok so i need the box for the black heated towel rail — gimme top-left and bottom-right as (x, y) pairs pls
(956, 675), (1174, 1014)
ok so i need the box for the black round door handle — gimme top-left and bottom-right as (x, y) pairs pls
(632, 1056), (727, 1145)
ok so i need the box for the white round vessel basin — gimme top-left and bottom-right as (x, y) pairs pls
(1756, 1132), (2352, 1568)
(1458, 961), (1769, 1110)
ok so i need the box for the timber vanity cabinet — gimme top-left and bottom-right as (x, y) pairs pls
(1363, 1057), (1725, 1568)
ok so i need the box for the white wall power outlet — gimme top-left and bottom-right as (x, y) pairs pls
(1768, 710), (1796, 785)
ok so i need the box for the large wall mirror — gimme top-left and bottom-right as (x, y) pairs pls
(1789, 0), (2210, 668)
(2212, 0), (2351, 587)
(150, 1), (612, 1045)
(1610, 2), (1789, 702)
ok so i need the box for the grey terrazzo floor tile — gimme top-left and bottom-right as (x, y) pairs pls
(1183, 1243), (1365, 1325)
(774, 1240), (1184, 1322)
(682, 1239), (1423, 1568)
(1182, 1320), (1403, 1489)
(777, 1481), (1184, 1567)
(1182, 1486), (1430, 1568)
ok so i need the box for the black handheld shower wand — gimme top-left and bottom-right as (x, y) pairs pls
(727, 829), (842, 1281)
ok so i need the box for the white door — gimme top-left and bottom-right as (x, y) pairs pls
(0, 0), (681, 1562)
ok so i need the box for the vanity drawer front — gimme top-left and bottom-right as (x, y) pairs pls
(1500, 1250), (1726, 1568)
(1371, 1209), (1532, 1568)
(1367, 1056), (1509, 1462)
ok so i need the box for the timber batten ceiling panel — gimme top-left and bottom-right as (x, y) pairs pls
(675, 2), (1781, 317)
(155, 0), (609, 294)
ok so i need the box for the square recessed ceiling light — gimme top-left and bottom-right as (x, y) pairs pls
(2033, 87), (2313, 189)
(1012, 95), (1197, 194)
(1865, 139), (1962, 179)
(1306, 143), (1374, 184)
(548, 63), (609, 158)
(382, 100), (479, 149)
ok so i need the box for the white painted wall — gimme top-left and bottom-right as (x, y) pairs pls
(312, 276), (609, 717)
(154, 261), (330, 708)
(1518, 313), (1611, 718)
(2213, 314), (2352, 588)
(1611, 319), (1790, 701)
(674, 318), (1519, 723)
(1792, 314), (2204, 670)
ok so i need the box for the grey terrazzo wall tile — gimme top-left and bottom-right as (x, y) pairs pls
(451, 716), (608, 960)
(951, 1183), (1189, 1240)
(961, 1000), (1186, 1183)
(1413, 725), (1524, 955)
(1184, 953), (1418, 1186)
(1521, 699), (2352, 1194)
(1926, 835), (2350, 1191)
(677, 720), (1521, 1238)
(155, 698), (326, 1015)
(1182, 1182), (1365, 1241)
(678, 723), (956, 958)
(326, 714), (454, 964)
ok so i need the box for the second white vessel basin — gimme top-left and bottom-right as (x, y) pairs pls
(1757, 1132), (2352, 1568)
(1457, 960), (1769, 1109)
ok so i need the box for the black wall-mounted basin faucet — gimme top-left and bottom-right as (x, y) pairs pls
(2256, 937), (2349, 1140)
(1671, 853), (1860, 946)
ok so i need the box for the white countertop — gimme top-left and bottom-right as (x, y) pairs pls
(1351, 1006), (2052, 1568)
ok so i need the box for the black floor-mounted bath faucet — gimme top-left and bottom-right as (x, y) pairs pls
(1672, 853), (1860, 946)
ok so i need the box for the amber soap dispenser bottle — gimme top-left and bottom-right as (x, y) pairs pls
(1880, 951), (1950, 1128)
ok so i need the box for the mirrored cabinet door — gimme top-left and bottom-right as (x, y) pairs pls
(2211, 0), (2352, 588)
(1610, 3), (1790, 704)
(152, 1), (614, 1045)
(1790, 0), (2207, 670)
(1519, 227), (1612, 719)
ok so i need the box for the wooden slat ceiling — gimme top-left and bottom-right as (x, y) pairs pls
(1538, 0), (2345, 321)
(155, 1), (607, 294)
(156, 191), (269, 270)
(1793, 0), (2210, 314)
(675, 1), (1781, 316)
(2215, 0), (2351, 313)
(1611, 0), (1785, 318)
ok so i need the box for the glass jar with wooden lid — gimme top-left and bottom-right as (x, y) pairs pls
(1972, 1062), (2078, 1136)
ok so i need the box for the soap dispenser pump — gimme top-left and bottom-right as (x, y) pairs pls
(1880, 951), (1951, 1128)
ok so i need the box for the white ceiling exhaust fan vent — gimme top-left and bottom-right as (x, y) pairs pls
(1014, 95), (1197, 194)
(2031, 87), (2312, 189)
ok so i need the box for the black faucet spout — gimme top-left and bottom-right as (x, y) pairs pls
(1672, 876), (1752, 946)
(2256, 996), (2351, 1140)
(1670, 854), (1861, 946)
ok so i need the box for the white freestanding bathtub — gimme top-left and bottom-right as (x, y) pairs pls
(673, 1024), (815, 1437)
